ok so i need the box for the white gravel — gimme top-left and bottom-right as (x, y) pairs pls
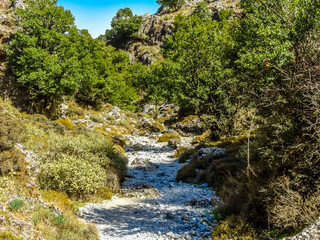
(79, 134), (220, 240)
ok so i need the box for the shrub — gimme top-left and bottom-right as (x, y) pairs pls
(157, 0), (185, 10)
(90, 114), (105, 123)
(0, 109), (26, 176)
(212, 216), (258, 240)
(266, 176), (320, 232)
(38, 155), (106, 197)
(8, 199), (24, 211)
(95, 186), (114, 200)
(53, 214), (69, 226)
(40, 190), (74, 213)
(56, 119), (74, 130)
(178, 148), (196, 163)
(0, 231), (22, 240)
(174, 147), (189, 159)
(47, 121), (66, 134)
(45, 131), (127, 175)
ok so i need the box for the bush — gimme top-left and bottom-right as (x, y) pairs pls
(90, 114), (105, 123)
(266, 176), (320, 232)
(8, 199), (24, 211)
(40, 190), (74, 213)
(0, 231), (22, 240)
(0, 107), (26, 176)
(56, 119), (74, 130)
(157, 0), (185, 10)
(45, 131), (127, 175)
(212, 216), (258, 240)
(38, 155), (106, 197)
(174, 147), (189, 159)
(178, 148), (197, 163)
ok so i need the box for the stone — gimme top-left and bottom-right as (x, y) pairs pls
(107, 106), (122, 119)
(185, 198), (211, 208)
(200, 183), (209, 188)
(112, 135), (126, 147)
(168, 138), (181, 149)
(157, 172), (166, 177)
(181, 215), (189, 221)
(198, 147), (226, 159)
(142, 104), (156, 113)
(131, 158), (151, 167)
(165, 212), (175, 220)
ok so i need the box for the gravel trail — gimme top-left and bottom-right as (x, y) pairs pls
(79, 134), (219, 240)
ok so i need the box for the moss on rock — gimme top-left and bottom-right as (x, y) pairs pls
(157, 133), (180, 143)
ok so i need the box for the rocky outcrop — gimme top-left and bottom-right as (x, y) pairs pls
(0, 0), (28, 109)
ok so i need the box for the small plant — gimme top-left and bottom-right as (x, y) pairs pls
(90, 114), (105, 123)
(31, 217), (40, 226)
(53, 214), (68, 226)
(55, 119), (74, 130)
(8, 199), (24, 211)
(212, 210), (222, 223)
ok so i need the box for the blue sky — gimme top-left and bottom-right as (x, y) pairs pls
(57, 0), (160, 38)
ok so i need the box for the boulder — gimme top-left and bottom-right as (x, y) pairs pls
(107, 106), (122, 119)
(167, 138), (181, 149)
(131, 158), (151, 167)
(185, 198), (211, 208)
(121, 183), (159, 198)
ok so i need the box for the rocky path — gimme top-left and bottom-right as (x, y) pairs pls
(79, 134), (218, 240)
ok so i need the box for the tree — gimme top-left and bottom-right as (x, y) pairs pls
(192, 1), (211, 20)
(226, 0), (320, 232)
(105, 8), (143, 49)
(157, 0), (185, 11)
(5, 0), (80, 114)
(73, 30), (138, 109)
(159, 11), (239, 138)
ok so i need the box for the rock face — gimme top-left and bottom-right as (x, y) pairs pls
(0, 0), (28, 109)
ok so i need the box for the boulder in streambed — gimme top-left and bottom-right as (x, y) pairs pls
(131, 158), (151, 167)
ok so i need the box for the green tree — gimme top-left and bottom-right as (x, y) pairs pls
(157, 0), (185, 10)
(222, 0), (320, 233)
(105, 8), (143, 49)
(160, 11), (239, 138)
(5, 0), (80, 113)
(73, 30), (138, 109)
(192, 1), (211, 20)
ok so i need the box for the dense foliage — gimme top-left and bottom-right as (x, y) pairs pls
(104, 8), (143, 49)
(192, 1), (212, 20)
(157, 0), (185, 10)
(5, 0), (139, 114)
(144, 0), (320, 237)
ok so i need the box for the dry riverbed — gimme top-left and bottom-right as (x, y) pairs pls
(78, 134), (221, 240)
